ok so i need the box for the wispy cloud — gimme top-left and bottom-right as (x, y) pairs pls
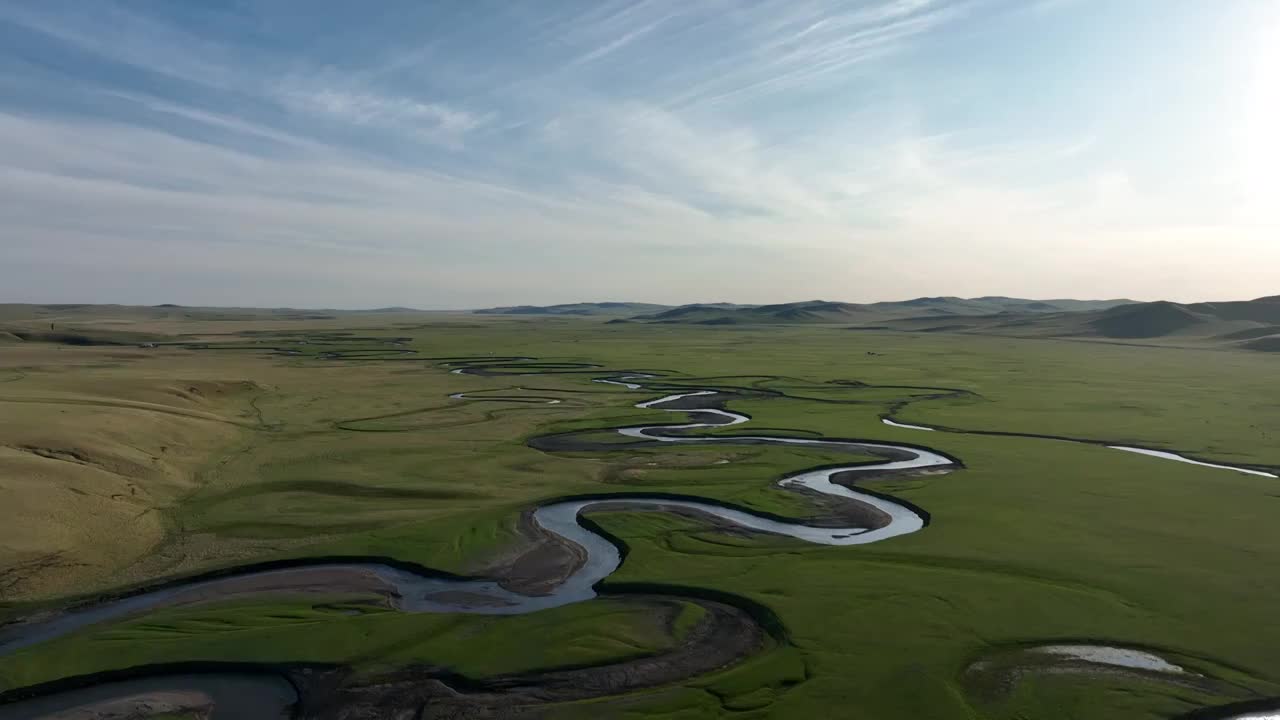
(656, 0), (968, 107)
(277, 87), (487, 146)
(0, 0), (1275, 306)
(568, 1), (686, 66)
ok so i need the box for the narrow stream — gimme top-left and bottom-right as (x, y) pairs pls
(1107, 446), (1278, 478)
(882, 418), (936, 432)
(881, 418), (1276, 478)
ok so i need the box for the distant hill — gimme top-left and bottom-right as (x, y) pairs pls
(1087, 301), (1208, 338)
(1050, 297), (1280, 342)
(0, 303), (442, 326)
(630, 297), (1134, 325)
(621, 294), (1280, 351)
(473, 302), (674, 316)
(863, 296), (1132, 316)
(847, 295), (1280, 351)
(636, 300), (865, 324)
(6, 297), (1273, 351)
(1083, 297), (1280, 343)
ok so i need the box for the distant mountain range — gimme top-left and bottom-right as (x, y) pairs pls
(0, 304), (438, 325)
(470, 297), (1132, 320)
(850, 296), (1280, 352)
(3, 296), (1274, 352)
(472, 302), (677, 316)
(621, 297), (1133, 325)
(468, 296), (1280, 352)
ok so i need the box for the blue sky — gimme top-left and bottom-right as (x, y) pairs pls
(1, 0), (1276, 308)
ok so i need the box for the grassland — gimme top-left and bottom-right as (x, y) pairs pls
(0, 596), (695, 689)
(0, 309), (1277, 719)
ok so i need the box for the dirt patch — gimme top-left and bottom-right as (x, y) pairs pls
(783, 482), (893, 529)
(0, 554), (89, 608)
(470, 510), (587, 596)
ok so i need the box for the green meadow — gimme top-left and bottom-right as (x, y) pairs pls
(0, 316), (1277, 718)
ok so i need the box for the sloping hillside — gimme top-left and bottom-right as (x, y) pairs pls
(1082, 297), (1280, 341)
(1187, 298), (1280, 323)
(1242, 335), (1280, 352)
(0, 325), (168, 346)
(1088, 302), (1211, 338)
(1028, 298), (1137, 312)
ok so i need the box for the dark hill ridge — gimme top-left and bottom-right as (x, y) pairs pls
(630, 297), (1134, 325)
(474, 302), (675, 316)
(841, 295), (1280, 351)
(1089, 301), (1209, 339)
(640, 303), (753, 320)
(1186, 298), (1280, 323)
(636, 300), (867, 324)
(473, 297), (1136, 322)
(882, 296), (1130, 315)
(1090, 296), (1280, 333)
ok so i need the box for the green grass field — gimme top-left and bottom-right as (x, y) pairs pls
(0, 314), (1277, 718)
(0, 596), (696, 688)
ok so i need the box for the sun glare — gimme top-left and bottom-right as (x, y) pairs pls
(1239, 17), (1280, 210)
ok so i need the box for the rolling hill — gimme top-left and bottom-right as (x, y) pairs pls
(473, 302), (675, 316)
(0, 304), (429, 324)
(634, 301), (867, 324)
(616, 294), (1279, 352)
(5, 296), (1273, 351)
(847, 296), (1280, 351)
(629, 297), (1134, 325)
(1080, 297), (1280, 346)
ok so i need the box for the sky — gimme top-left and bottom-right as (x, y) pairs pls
(1, 0), (1277, 309)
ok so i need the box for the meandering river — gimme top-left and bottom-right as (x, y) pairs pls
(0, 373), (955, 657)
(0, 363), (1271, 720)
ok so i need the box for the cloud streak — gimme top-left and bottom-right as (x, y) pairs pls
(277, 86), (487, 147)
(0, 0), (1275, 307)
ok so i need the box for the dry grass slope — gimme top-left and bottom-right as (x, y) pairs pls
(0, 347), (264, 601)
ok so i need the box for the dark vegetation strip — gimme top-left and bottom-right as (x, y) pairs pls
(0, 556), (478, 626)
(0, 661), (310, 706)
(1175, 697), (1280, 720)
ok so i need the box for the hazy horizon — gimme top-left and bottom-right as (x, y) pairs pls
(9, 292), (1280, 313)
(2, 1), (1277, 308)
